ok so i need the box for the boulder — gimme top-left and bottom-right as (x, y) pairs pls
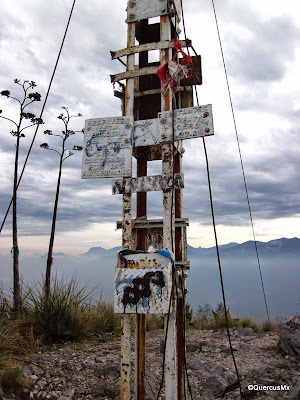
(235, 326), (254, 337)
(186, 341), (199, 352)
(278, 314), (300, 356)
(91, 380), (107, 397)
(187, 359), (207, 372)
(201, 364), (238, 399)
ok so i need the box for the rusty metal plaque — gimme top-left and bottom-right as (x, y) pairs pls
(82, 117), (133, 178)
(114, 253), (172, 314)
(126, 0), (181, 23)
(159, 104), (213, 142)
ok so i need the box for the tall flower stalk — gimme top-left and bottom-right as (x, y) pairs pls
(40, 107), (82, 296)
(0, 79), (43, 314)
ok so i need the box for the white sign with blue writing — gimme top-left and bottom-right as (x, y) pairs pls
(82, 116), (133, 179)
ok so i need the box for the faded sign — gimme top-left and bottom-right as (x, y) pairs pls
(132, 105), (213, 147)
(112, 173), (184, 194)
(82, 116), (133, 179)
(132, 118), (159, 148)
(126, 0), (181, 23)
(159, 104), (213, 142)
(114, 253), (172, 314)
(285, 314), (300, 332)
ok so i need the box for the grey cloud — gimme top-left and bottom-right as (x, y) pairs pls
(226, 16), (300, 82)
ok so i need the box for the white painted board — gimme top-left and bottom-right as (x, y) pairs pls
(114, 253), (172, 314)
(82, 116), (133, 179)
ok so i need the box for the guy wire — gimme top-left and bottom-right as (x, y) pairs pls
(180, 0), (243, 397)
(211, 0), (270, 320)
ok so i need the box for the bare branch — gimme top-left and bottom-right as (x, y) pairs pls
(40, 144), (61, 156)
(0, 115), (18, 127)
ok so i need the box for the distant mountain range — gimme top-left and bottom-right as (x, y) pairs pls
(81, 237), (300, 259)
(0, 237), (299, 319)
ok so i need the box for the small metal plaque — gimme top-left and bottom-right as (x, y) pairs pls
(132, 105), (214, 147)
(126, 0), (181, 23)
(114, 253), (172, 314)
(132, 118), (159, 148)
(82, 117), (133, 179)
(159, 105), (213, 142)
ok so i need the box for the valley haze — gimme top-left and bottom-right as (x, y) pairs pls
(0, 237), (299, 321)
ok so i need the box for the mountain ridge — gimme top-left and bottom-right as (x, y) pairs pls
(80, 237), (300, 258)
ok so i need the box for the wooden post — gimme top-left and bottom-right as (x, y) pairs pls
(160, 14), (179, 400)
(120, 21), (135, 400)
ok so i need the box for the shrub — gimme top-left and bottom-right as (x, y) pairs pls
(88, 299), (121, 336)
(212, 308), (234, 330)
(0, 365), (30, 396)
(146, 314), (164, 331)
(24, 275), (91, 342)
(194, 303), (214, 329)
(261, 319), (281, 333)
(185, 302), (193, 327)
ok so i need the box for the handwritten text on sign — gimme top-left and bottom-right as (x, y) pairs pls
(81, 117), (133, 179)
(82, 105), (213, 178)
(133, 104), (213, 147)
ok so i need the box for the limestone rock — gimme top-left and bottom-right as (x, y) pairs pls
(235, 326), (254, 337)
(201, 364), (238, 399)
(91, 380), (107, 397)
(278, 315), (300, 357)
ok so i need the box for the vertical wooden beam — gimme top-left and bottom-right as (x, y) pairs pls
(175, 149), (185, 399)
(121, 21), (136, 400)
(160, 14), (178, 400)
(135, 151), (147, 400)
(134, 20), (149, 400)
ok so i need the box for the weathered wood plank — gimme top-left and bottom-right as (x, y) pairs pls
(112, 173), (184, 195)
(111, 39), (191, 59)
(134, 86), (192, 98)
(116, 218), (189, 229)
(111, 66), (158, 83)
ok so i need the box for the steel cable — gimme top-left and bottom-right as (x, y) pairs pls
(180, 0), (244, 397)
(210, 0), (270, 321)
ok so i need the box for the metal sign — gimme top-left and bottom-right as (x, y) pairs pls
(82, 116), (133, 179)
(114, 253), (172, 314)
(133, 104), (213, 147)
(82, 105), (213, 179)
(159, 104), (213, 141)
(126, 0), (181, 23)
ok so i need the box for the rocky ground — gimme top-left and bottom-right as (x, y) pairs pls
(2, 327), (300, 400)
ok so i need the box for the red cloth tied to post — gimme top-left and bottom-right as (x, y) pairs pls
(157, 39), (193, 89)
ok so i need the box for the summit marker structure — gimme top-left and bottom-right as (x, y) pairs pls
(82, 1), (214, 398)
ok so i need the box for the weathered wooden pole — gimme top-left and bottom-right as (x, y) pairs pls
(120, 20), (135, 400)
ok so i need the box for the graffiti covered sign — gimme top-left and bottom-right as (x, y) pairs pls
(285, 314), (300, 332)
(82, 116), (133, 178)
(114, 253), (172, 314)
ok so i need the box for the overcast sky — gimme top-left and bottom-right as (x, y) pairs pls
(0, 0), (299, 255)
